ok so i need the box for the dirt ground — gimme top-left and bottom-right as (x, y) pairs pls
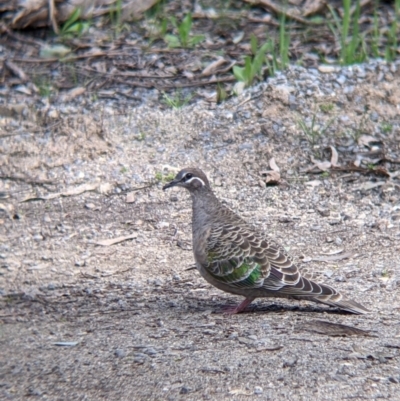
(1, 61), (400, 400)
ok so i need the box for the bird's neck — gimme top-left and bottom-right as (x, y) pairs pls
(191, 189), (219, 227)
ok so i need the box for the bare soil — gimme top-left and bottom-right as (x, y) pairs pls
(1, 63), (400, 400)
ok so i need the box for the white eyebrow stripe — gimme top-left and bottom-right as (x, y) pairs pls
(185, 177), (205, 186)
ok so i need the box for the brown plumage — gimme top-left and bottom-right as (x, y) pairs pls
(163, 167), (369, 314)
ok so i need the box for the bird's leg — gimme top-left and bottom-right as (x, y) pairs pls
(223, 297), (256, 314)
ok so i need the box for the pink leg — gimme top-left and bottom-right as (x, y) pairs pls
(223, 297), (256, 314)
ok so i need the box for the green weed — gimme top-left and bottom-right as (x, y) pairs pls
(328, 0), (367, 65)
(155, 171), (175, 182)
(233, 34), (269, 87)
(385, 0), (400, 61)
(60, 7), (90, 38)
(164, 13), (204, 48)
(162, 91), (192, 108)
(319, 103), (334, 113)
(381, 122), (393, 133)
(35, 77), (53, 97)
(297, 113), (335, 146)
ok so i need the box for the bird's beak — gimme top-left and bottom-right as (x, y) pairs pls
(162, 179), (179, 190)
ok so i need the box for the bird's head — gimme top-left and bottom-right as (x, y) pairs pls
(163, 168), (210, 192)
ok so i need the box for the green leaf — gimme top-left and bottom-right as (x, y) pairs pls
(250, 34), (258, 55)
(189, 35), (204, 46)
(164, 34), (180, 48)
(233, 66), (245, 82)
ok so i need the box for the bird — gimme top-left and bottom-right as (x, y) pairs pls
(163, 167), (369, 315)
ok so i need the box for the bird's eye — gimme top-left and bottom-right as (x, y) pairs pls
(184, 173), (193, 181)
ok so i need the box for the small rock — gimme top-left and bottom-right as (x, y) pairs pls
(254, 386), (263, 394)
(47, 283), (56, 290)
(336, 75), (346, 85)
(370, 112), (379, 122)
(316, 207), (330, 217)
(180, 386), (191, 394)
(283, 357), (298, 368)
(326, 236), (333, 243)
(114, 349), (126, 358)
(335, 237), (343, 245)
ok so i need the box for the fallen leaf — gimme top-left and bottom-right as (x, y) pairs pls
(229, 389), (253, 396)
(260, 170), (281, 185)
(40, 44), (71, 59)
(269, 157), (280, 172)
(311, 156), (331, 171)
(312, 251), (355, 262)
(358, 135), (379, 148)
(329, 145), (339, 167)
(5, 60), (28, 81)
(298, 320), (374, 337)
(61, 87), (86, 101)
(320, 248), (344, 255)
(95, 234), (138, 247)
(303, 0), (326, 17)
(305, 180), (321, 187)
(126, 192), (136, 203)
(202, 57), (226, 76)
(354, 181), (386, 191)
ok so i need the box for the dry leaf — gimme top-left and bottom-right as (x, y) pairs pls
(354, 181), (386, 191)
(95, 233), (138, 246)
(358, 135), (379, 148)
(21, 183), (99, 202)
(298, 320), (374, 337)
(260, 170), (281, 185)
(229, 389), (252, 396)
(302, 0), (326, 17)
(61, 87), (86, 101)
(312, 251), (355, 262)
(305, 180), (321, 187)
(126, 192), (136, 203)
(202, 57), (226, 76)
(329, 145), (339, 167)
(311, 156), (331, 171)
(5, 60), (28, 81)
(269, 157), (280, 172)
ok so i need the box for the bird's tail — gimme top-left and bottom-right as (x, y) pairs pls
(310, 295), (369, 314)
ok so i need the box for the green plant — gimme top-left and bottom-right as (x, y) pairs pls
(381, 122), (393, 133)
(328, 0), (367, 65)
(371, 2), (380, 58)
(216, 84), (228, 103)
(321, 171), (330, 178)
(110, 0), (122, 28)
(319, 103), (334, 113)
(35, 77), (53, 97)
(155, 171), (175, 182)
(60, 8), (90, 37)
(297, 113), (335, 146)
(385, 0), (400, 61)
(162, 90), (192, 108)
(164, 13), (204, 48)
(263, 12), (290, 77)
(233, 34), (269, 87)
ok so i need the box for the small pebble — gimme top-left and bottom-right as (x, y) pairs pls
(254, 386), (263, 394)
(114, 349), (126, 358)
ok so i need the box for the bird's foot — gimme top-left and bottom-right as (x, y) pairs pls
(221, 297), (256, 314)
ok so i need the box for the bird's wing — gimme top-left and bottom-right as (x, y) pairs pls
(205, 223), (339, 298)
